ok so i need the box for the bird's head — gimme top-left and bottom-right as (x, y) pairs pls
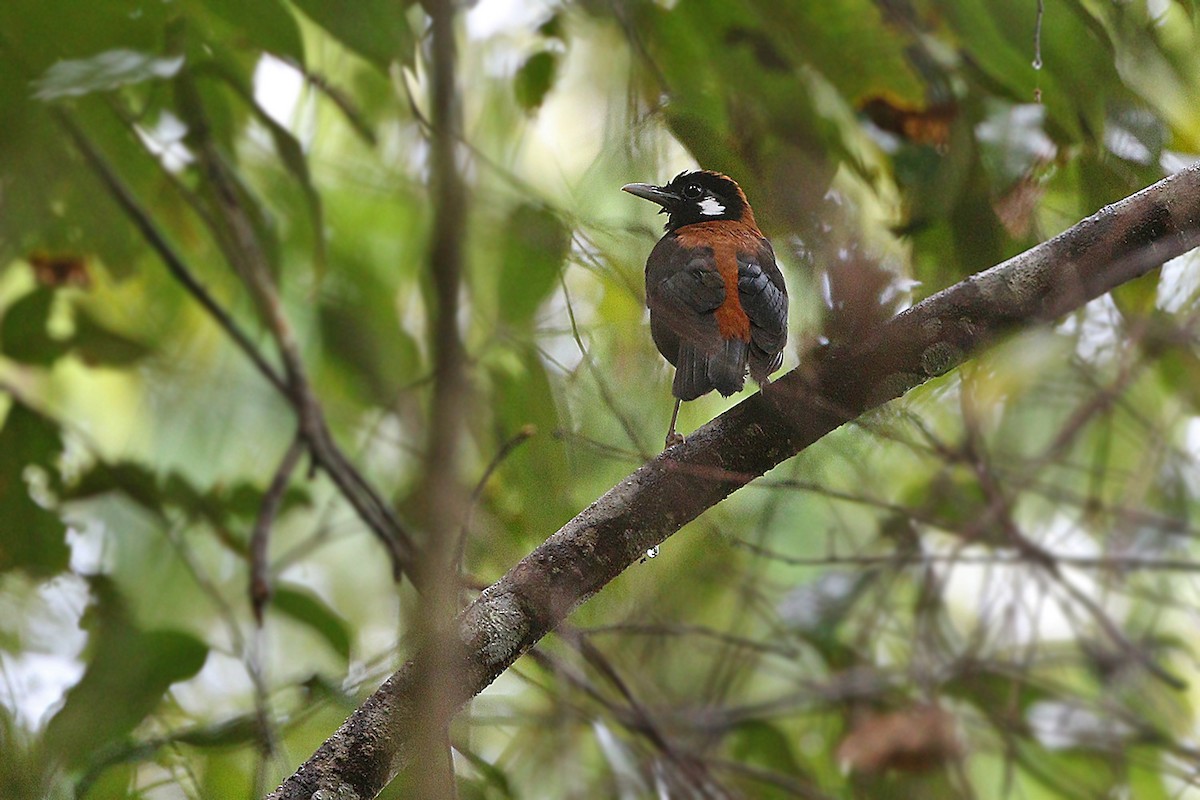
(622, 170), (755, 232)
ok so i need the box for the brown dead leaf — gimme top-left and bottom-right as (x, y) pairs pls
(861, 96), (958, 150)
(994, 176), (1044, 239)
(29, 252), (90, 288)
(837, 705), (963, 774)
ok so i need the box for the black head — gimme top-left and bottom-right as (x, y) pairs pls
(622, 170), (752, 231)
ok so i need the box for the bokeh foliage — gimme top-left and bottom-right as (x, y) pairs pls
(2, 0), (1200, 797)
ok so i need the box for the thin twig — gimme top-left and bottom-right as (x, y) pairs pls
(558, 267), (652, 460)
(455, 425), (536, 582)
(172, 54), (419, 564)
(581, 622), (801, 658)
(251, 434), (306, 624)
(529, 633), (736, 799)
(731, 539), (1200, 573)
(54, 110), (289, 397)
(708, 758), (832, 800)
(280, 57), (378, 146)
(12, 40), (413, 591)
(957, 357), (1185, 687)
(249, 625), (281, 797)
(1047, 567), (1185, 688)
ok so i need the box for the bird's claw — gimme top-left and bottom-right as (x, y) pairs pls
(664, 431), (685, 449)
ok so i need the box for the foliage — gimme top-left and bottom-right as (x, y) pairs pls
(1, 0), (1200, 797)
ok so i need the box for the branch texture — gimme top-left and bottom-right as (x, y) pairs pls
(269, 166), (1200, 799)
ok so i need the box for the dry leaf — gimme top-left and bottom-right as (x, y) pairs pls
(837, 705), (963, 774)
(861, 96), (958, 150)
(29, 252), (90, 288)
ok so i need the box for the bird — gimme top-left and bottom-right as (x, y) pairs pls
(623, 170), (788, 448)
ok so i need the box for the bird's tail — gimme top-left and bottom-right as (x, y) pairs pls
(674, 340), (748, 400)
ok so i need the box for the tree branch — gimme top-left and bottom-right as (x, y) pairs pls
(268, 166), (1200, 799)
(185, 112), (421, 583)
(57, 106), (421, 586)
(250, 433), (306, 624)
(55, 110), (289, 398)
(409, 0), (469, 796)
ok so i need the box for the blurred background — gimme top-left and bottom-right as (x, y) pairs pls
(3, 0), (1200, 797)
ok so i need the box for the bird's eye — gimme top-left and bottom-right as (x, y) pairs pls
(682, 184), (703, 200)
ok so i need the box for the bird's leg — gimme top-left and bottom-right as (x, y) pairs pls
(664, 398), (685, 449)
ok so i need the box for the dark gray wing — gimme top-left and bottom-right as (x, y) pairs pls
(737, 239), (788, 383)
(645, 236), (747, 399)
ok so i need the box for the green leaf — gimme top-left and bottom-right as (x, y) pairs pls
(455, 746), (515, 799)
(537, 12), (566, 41)
(514, 51), (559, 113)
(940, 0), (1122, 143)
(1111, 270), (1161, 321)
(224, 481), (312, 521)
(289, 0), (415, 71)
(0, 68), (152, 272)
(498, 204), (570, 325)
(259, 111), (328, 272)
(0, 0), (171, 265)
(162, 471), (233, 530)
(1154, 345), (1200, 415)
(44, 579), (208, 770)
(176, 716), (263, 749)
(729, 720), (804, 778)
(76, 762), (137, 800)
(70, 308), (152, 367)
(0, 0), (167, 76)
(1013, 741), (1126, 798)
(0, 289), (147, 368)
(32, 49), (184, 100)
(64, 460), (165, 515)
(0, 403), (69, 577)
(631, 1), (843, 219)
(483, 345), (570, 553)
(205, 64), (328, 275)
(66, 462), (311, 556)
(1126, 748), (1173, 800)
(0, 287), (71, 365)
(915, 465), (990, 532)
(197, 0), (305, 63)
(318, 276), (420, 407)
(743, 0), (924, 104)
(943, 660), (1051, 716)
(272, 585), (352, 661)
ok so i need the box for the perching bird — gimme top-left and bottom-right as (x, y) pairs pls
(623, 170), (788, 447)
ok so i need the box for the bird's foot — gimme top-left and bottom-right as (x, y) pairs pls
(664, 431), (685, 449)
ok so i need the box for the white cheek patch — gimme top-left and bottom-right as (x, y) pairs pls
(698, 197), (726, 216)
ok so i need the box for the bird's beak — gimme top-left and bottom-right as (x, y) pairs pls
(621, 182), (680, 210)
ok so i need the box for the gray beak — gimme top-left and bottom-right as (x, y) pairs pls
(621, 182), (680, 210)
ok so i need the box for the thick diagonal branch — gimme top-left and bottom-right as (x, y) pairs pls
(269, 167), (1200, 799)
